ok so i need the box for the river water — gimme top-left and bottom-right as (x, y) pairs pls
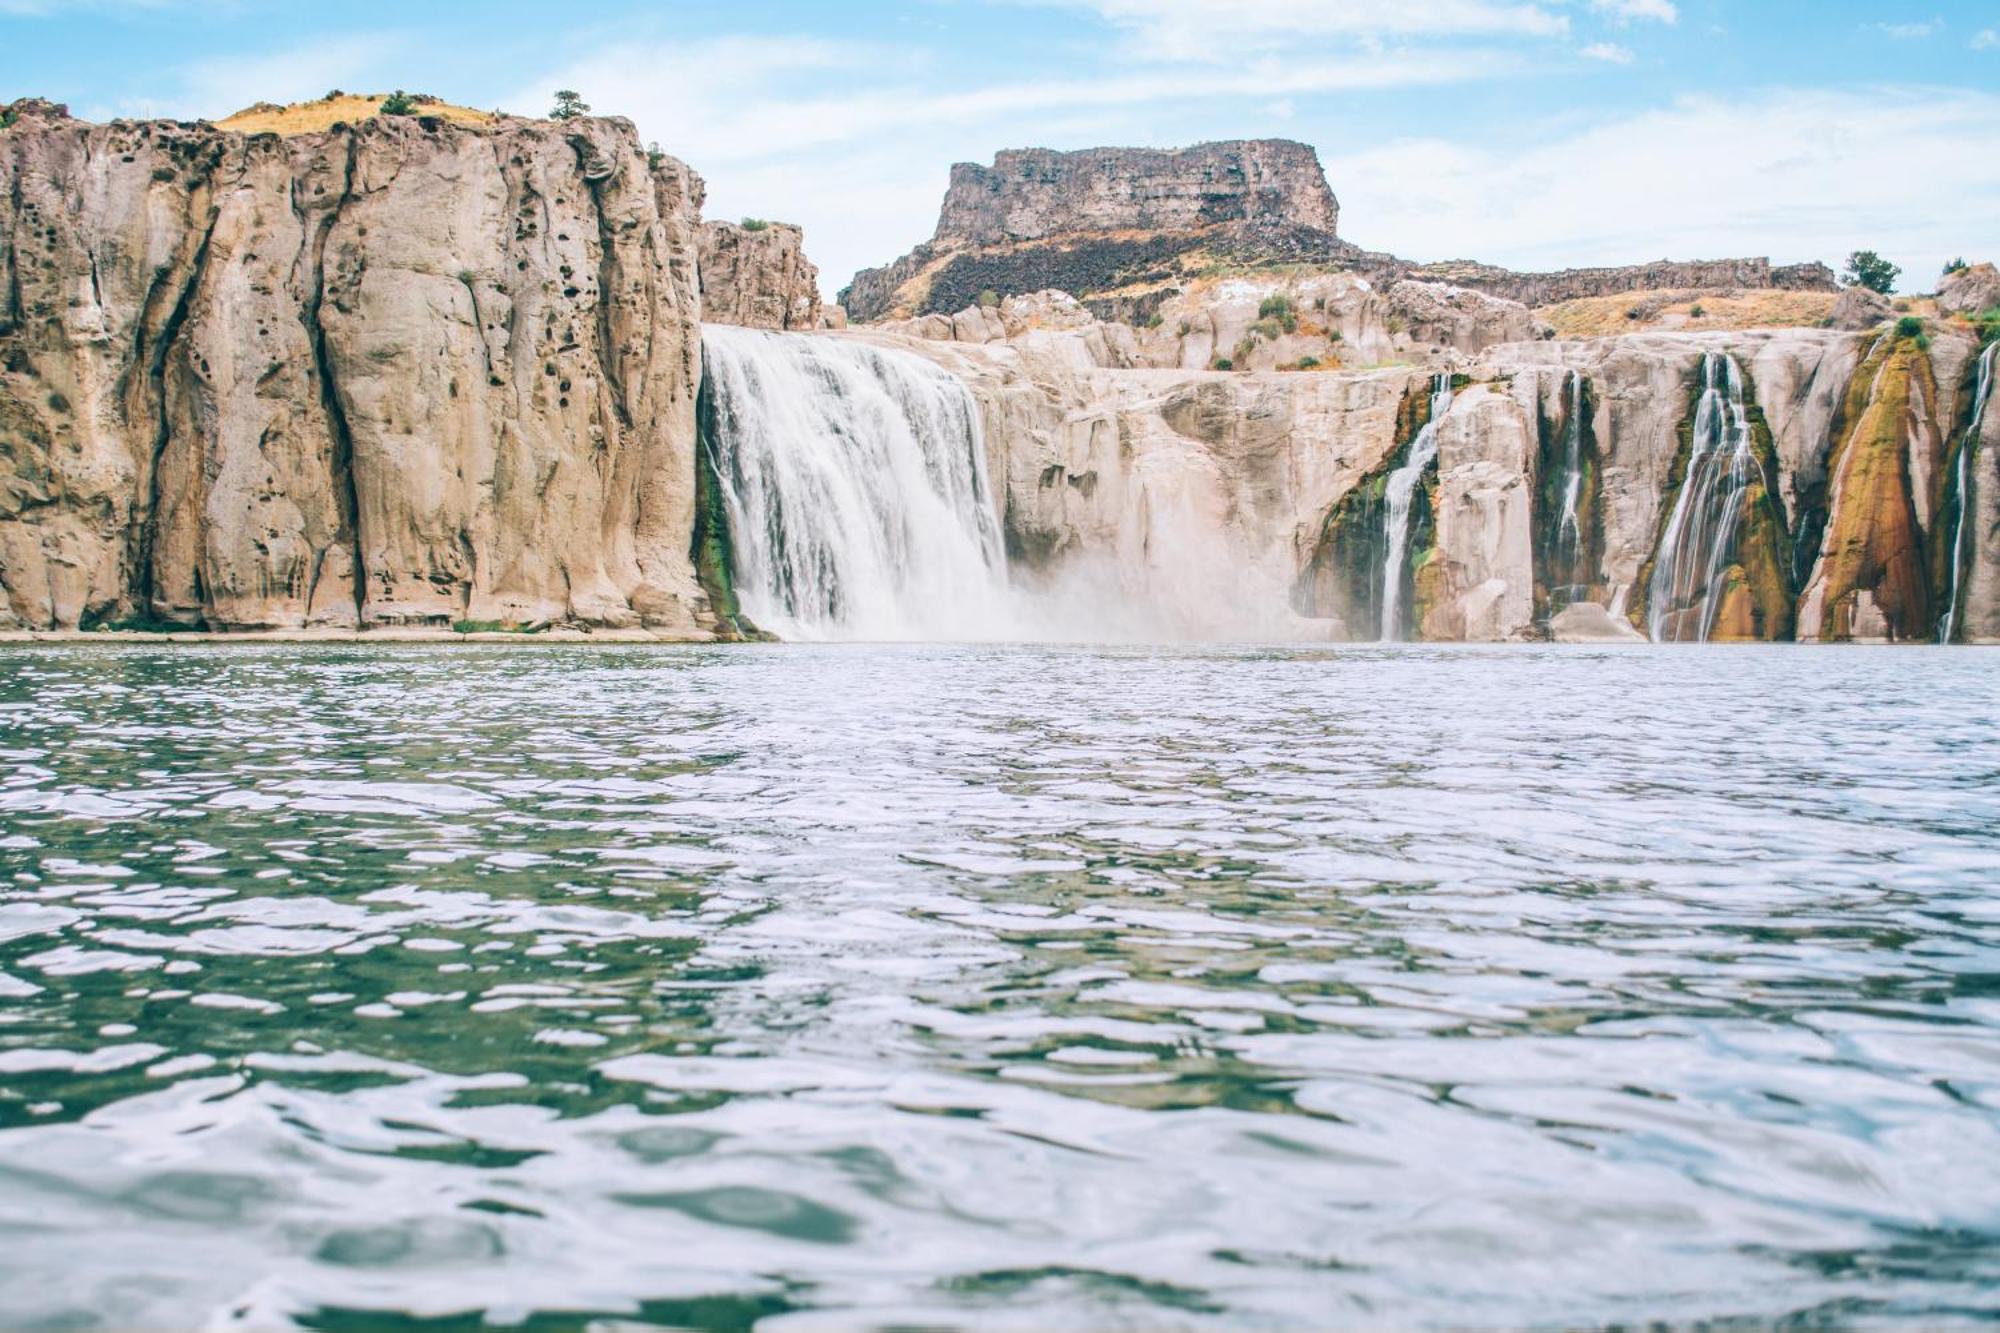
(1, 643), (1996, 1327)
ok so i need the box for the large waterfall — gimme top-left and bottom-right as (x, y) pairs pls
(1380, 373), (1452, 641)
(1939, 342), (1998, 644)
(699, 327), (1012, 641)
(1647, 351), (1756, 643)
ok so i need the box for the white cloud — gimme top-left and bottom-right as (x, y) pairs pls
(1874, 18), (1942, 39)
(1321, 87), (2000, 287)
(519, 35), (1515, 293)
(1973, 28), (1998, 49)
(1588, 0), (1677, 23)
(1580, 42), (1635, 63)
(1023, 0), (1568, 60)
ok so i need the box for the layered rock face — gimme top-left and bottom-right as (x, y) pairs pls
(864, 299), (1999, 643)
(0, 100), (708, 632)
(698, 219), (828, 331)
(841, 140), (1360, 322)
(1409, 258), (1836, 307)
(934, 141), (1338, 247)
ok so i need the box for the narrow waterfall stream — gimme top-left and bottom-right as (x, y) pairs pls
(1380, 373), (1452, 641)
(1552, 370), (1587, 608)
(699, 326), (1012, 640)
(1647, 350), (1756, 642)
(1939, 341), (1998, 643)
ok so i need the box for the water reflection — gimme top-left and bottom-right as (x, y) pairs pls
(0, 643), (1996, 1326)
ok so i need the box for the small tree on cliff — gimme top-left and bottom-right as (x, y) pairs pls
(379, 90), (417, 116)
(1843, 250), (1900, 295)
(550, 90), (589, 120)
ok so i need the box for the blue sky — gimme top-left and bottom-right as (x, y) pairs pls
(4, 0), (1997, 297)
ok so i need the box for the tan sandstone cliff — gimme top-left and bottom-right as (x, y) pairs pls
(698, 219), (828, 331)
(0, 98), (708, 633)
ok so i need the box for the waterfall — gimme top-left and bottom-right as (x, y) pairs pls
(699, 326), (1012, 641)
(1647, 351), (1755, 643)
(1380, 373), (1452, 641)
(1939, 342), (1998, 644)
(1553, 370), (1587, 609)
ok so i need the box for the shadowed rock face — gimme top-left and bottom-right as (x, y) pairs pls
(0, 101), (708, 632)
(934, 141), (1339, 247)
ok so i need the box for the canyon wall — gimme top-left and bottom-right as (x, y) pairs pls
(871, 302), (1997, 643)
(0, 100), (709, 632)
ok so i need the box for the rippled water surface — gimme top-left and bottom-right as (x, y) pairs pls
(2, 643), (1998, 1328)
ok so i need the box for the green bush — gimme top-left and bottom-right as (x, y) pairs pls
(1256, 293), (1297, 333)
(1843, 249), (1900, 296)
(1211, 357), (1233, 371)
(1944, 257), (1969, 275)
(977, 288), (1000, 308)
(1896, 315), (1925, 339)
(1689, 303), (1705, 319)
(646, 141), (665, 169)
(379, 90), (417, 116)
(1143, 312), (1164, 329)
(550, 89), (589, 120)
(0, 107), (17, 130)
(1327, 329), (1343, 343)
(1976, 310), (2000, 345)
(1295, 355), (1320, 370)
(741, 217), (771, 232)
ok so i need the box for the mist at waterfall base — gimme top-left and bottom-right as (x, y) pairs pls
(701, 328), (1337, 644)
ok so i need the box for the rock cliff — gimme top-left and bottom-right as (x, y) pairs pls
(935, 141), (1338, 247)
(698, 219), (828, 331)
(864, 303), (1997, 643)
(841, 140), (1359, 322)
(0, 98), (709, 632)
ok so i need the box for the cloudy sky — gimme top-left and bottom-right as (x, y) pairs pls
(5, 0), (1997, 297)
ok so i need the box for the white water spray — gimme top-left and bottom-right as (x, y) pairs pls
(1380, 373), (1452, 642)
(1648, 351), (1756, 643)
(700, 327), (1011, 641)
(1939, 342), (1998, 644)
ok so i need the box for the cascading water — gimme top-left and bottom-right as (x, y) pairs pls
(1380, 373), (1452, 642)
(699, 326), (1012, 641)
(1552, 370), (1587, 608)
(1939, 342), (1998, 644)
(1647, 350), (1755, 643)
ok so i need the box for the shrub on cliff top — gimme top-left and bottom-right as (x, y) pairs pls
(1944, 257), (1969, 276)
(379, 90), (417, 116)
(741, 217), (771, 232)
(1211, 356), (1233, 371)
(1843, 249), (1900, 295)
(550, 89), (589, 120)
(1896, 315), (1925, 340)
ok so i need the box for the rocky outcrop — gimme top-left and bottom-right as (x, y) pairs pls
(1411, 258), (1838, 307)
(1831, 285), (1892, 331)
(0, 102), (709, 632)
(1939, 262), (2000, 317)
(842, 140), (1349, 322)
(886, 276), (1543, 375)
(698, 219), (825, 331)
(935, 141), (1338, 248)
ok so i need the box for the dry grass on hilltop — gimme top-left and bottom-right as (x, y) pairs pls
(1539, 288), (1842, 338)
(217, 93), (497, 136)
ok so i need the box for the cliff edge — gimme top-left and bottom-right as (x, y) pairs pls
(0, 97), (710, 633)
